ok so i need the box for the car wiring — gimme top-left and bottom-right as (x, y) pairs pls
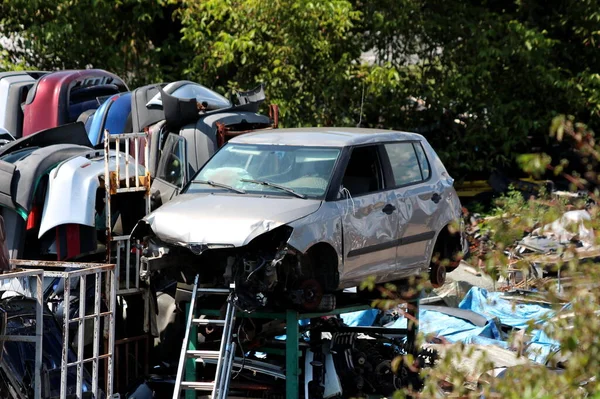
(232, 319), (246, 379)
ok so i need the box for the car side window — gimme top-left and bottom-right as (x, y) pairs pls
(341, 145), (384, 196)
(384, 142), (423, 186)
(157, 134), (186, 187)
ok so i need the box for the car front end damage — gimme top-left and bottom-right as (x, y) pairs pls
(135, 221), (330, 312)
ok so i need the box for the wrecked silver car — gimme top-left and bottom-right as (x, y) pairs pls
(133, 128), (466, 310)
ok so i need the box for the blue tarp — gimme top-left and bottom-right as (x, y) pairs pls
(457, 287), (561, 363)
(340, 309), (380, 327)
(387, 308), (502, 343)
(357, 287), (561, 363)
(459, 287), (554, 329)
(274, 287), (562, 364)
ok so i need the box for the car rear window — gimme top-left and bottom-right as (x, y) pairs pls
(384, 142), (429, 186)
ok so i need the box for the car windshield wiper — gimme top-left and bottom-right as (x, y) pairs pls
(240, 179), (307, 199)
(192, 180), (246, 194)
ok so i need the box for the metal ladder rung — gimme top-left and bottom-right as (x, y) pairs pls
(180, 381), (215, 390)
(192, 318), (226, 325)
(186, 350), (220, 359)
(173, 275), (236, 399)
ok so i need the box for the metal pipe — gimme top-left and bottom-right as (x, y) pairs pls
(135, 137), (139, 188)
(0, 335), (39, 342)
(220, 341), (236, 399)
(92, 271), (101, 397)
(211, 296), (233, 398)
(135, 239), (140, 289)
(111, 133), (146, 139)
(104, 131), (112, 264)
(144, 132), (149, 176)
(125, 138), (130, 188)
(60, 276), (71, 399)
(76, 275), (86, 397)
(66, 353), (112, 367)
(203, 358), (286, 380)
(10, 259), (111, 269)
(34, 272), (43, 399)
(116, 241), (121, 290)
(115, 136), (120, 189)
(66, 311), (113, 323)
(107, 267), (116, 396)
(126, 239), (131, 290)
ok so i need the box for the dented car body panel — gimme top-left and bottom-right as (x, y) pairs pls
(286, 201), (344, 273)
(134, 128), (465, 310)
(143, 193), (322, 247)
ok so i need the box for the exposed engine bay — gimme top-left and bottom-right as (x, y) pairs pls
(139, 225), (332, 313)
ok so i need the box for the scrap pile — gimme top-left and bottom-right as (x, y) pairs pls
(408, 192), (599, 395)
(0, 70), (278, 398)
(1, 70), (598, 398)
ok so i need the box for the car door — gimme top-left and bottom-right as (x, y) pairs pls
(383, 141), (439, 274)
(150, 133), (187, 207)
(336, 144), (400, 285)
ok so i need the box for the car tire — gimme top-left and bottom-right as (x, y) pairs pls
(429, 262), (446, 288)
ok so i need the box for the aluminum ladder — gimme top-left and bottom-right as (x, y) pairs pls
(173, 275), (237, 399)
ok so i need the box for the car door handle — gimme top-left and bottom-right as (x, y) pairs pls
(382, 204), (396, 215)
(431, 193), (442, 203)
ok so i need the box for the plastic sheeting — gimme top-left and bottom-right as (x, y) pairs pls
(342, 288), (561, 364)
(432, 287), (560, 363)
(339, 308), (380, 327)
(275, 287), (561, 364)
(390, 308), (502, 343)
(458, 287), (554, 329)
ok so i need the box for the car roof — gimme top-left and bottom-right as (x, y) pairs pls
(228, 127), (425, 147)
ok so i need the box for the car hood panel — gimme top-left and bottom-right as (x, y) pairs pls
(145, 193), (322, 247)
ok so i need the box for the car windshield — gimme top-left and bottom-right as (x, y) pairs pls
(187, 143), (341, 199)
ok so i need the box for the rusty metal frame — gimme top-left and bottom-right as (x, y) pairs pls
(215, 103), (280, 147)
(103, 130), (153, 394)
(113, 333), (150, 393)
(11, 259), (117, 399)
(0, 268), (44, 399)
(104, 130), (151, 294)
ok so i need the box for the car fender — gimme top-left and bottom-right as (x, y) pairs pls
(38, 150), (146, 238)
(287, 201), (344, 276)
(0, 144), (92, 219)
(425, 186), (465, 265)
(417, 139), (465, 265)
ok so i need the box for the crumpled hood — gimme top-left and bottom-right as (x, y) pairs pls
(144, 193), (322, 247)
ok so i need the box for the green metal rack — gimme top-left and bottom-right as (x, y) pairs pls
(185, 295), (420, 399)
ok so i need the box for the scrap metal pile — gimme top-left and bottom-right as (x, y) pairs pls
(1, 70), (431, 398)
(1, 69), (593, 398)
(0, 70), (281, 397)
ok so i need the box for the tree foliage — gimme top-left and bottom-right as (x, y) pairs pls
(0, 0), (181, 85)
(2, 1), (600, 397)
(2, 0), (600, 177)
(177, 0), (363, 127)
